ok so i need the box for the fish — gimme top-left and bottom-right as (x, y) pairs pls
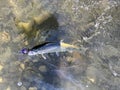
(21, 40), (80, 59)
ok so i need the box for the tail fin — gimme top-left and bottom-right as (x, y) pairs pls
(60, 40), (88, 55)
(60, 40), (79, 49)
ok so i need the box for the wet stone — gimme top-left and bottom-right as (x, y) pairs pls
(24, 41), (28, 45)
(17, 81), (22, 86)
(39, 65), (47, 72)
(66, 57), (74, 63)
(29, 87), (37, 90)
(17, 21), (33, 32)
(20, 63), (25, 70)
(87, 78), (95, 83)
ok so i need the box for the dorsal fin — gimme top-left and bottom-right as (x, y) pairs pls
(31, 41), (56, 50)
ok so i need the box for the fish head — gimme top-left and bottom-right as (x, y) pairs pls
(21, 48), (29, 54)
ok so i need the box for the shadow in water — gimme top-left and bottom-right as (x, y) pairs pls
(19, 13), (67, 89)
(20, 54), (63, 89)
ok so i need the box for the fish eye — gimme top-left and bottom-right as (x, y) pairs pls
(21, 48), (28, 54)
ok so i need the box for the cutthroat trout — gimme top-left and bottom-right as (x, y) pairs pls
(21, 40), (80, 58)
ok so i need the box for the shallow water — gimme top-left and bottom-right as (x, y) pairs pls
(0, 0), (120, 90)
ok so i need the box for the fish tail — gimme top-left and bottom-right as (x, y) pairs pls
(60, 41), (79, 49)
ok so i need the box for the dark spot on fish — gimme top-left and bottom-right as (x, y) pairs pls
(30, 41), (60, 50)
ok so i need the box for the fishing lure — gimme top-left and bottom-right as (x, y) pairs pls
(21, 40), (79, 59)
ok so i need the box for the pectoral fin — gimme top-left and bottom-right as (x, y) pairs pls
(56, 52), (59, 56)
(41, 54), (47, 59)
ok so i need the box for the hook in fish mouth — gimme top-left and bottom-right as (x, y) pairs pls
(21, 48), (29, 54)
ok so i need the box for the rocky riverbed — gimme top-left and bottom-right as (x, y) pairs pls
(0, 0), (120, 90)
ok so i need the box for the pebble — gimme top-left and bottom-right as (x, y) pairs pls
(0, 77), (3, 83)
(88, 78), (95, 83)
(0, 64), (3, 71)
(17, 81), (22, 86)
(39, 65), (47, 72)
(29, 87), (37, 90)
(20, 63), (25, 69)
(33, 11), (51, 24)
(6, 86), (11, 90)
(24, 41), (28, 45)
(17, 21), (33, 32)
